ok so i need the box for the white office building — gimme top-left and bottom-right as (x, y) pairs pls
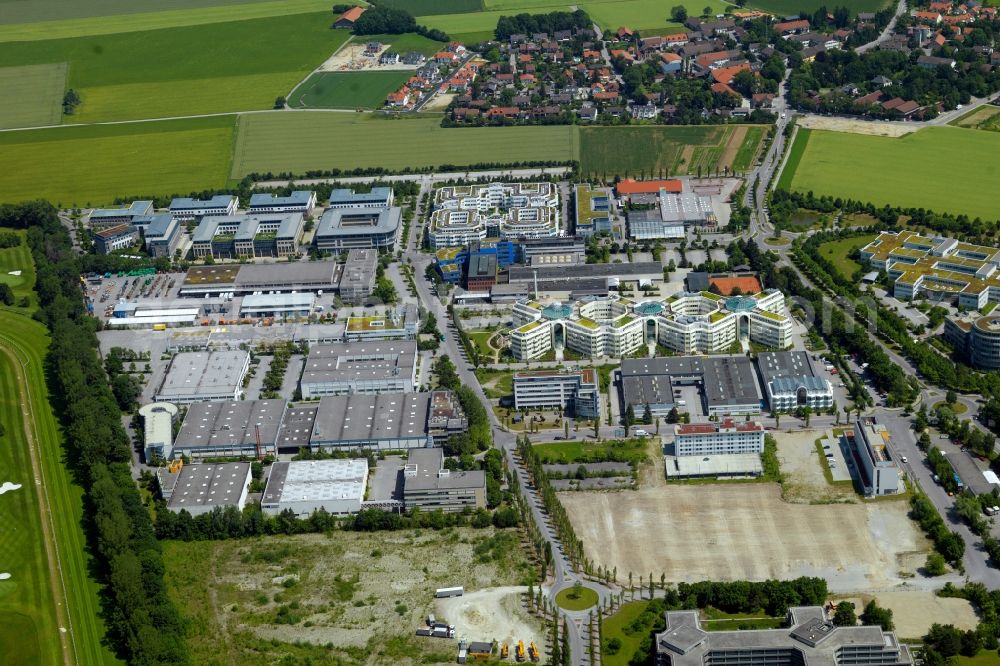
(672, 420), (765, 456)
(428, 182), (560, 248)
(852, 417), (901, 496)
(512, 369), (600, 418)
(169, 195), (239, 221)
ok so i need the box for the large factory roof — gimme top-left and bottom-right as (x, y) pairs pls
(621, 355), (761, 409)
(310, 393), (431, 443)
(175, 399), (286, 451)
(507, 261), (663, 282)
(156, 350), (249, 401)
(263, 459), (368, 505)
(300, 341), (416, 385)
(165, 463), (251, 512)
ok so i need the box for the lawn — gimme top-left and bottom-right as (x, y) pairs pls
(232, 112), (577, 176)
(476, 368), (515, 398)
(816, 234), (877, 280)
(0, 63), (67, 129)
(554, 585), (598, 610)
(0, 116), (236, 206)
(581, 0), (727, 32)
(0, 231), (37, 312)
(289, 71), (412, 109)
(579, 125), (765, 179)
(532, 438), (647, 464)
(0, 0), (333, 42)
(602, 601), (656, 666)
(0, 12), (349, 122)
(933, 401), (968, 415)
(957, 653), (1000, 666)
(782, 126), (1000, 220)
(0, 309), (117, 665)
(748, 0), (888, 15)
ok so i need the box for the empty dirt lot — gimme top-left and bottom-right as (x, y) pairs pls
(835, 591), (978, 638)
(560, 484), (927, 593)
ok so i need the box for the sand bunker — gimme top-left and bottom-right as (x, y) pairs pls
(0, 573), (11, 580)
(0, 482), (23, 495)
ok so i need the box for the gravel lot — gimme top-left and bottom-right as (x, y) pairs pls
(560, 483), (928, 593)
(437, 586), (545, 653)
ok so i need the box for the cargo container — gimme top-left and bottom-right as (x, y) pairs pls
(435, 586), (464, 598)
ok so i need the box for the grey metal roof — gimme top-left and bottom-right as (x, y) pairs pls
(300, 341), (417, 386)
(157, 351), (249, 400)
(90, 200), (153, 219)
(404, 448), (486, 491)
(276, 404), (319, 451)
(175, 399), (286, 451)
(468, 252), (497, 279)
(169, 195), (237, 211)
(329, 187), (393, 207)
(507, 261), (663, 282)
(166, 463), (251, 511)
(621, 355), (760, 409)
(315, 207), (401, 239)
(192, 213), (303, 243)
(263, 459), (367, 504)
(310, 393), (432, 444)
(249, 191), (314, 207)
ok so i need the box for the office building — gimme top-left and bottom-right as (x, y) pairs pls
(164, 463), (253, 516)
(344, 305), (418, 342)
(851, 417), (902, 496)
(944, 315), (1000, 370)
(672, 420), (765, 456)
(138, 402), (178, 462)
(261, 459), (368, 517)
(328, 187), (394, 209)
(191, 213), (304, 259)
(756, 351), (834, 412)
(521, 236), (587, 265)
(314, 207), (402, 251)
(299, 341), (417, 397)
(656, 606), (912, 666)
(168, 195), (239, 221)
(93, 224), (140, 254)
(156, 350), (250, 403)
(338, 249), (377, 304)
(466, 251), (498, 292)
(172, 399), (286, 459)
(141, 214), (183, 258)
(427, 390), (469, 445)
(860, 231), (1000, 310)
(622, 355), (763, 417)
(513, 370), (600, 418)
(403, 448), (486, 512)
(308, 392), (437, 452)
(88, 200), (153, 228)
(509, 289), (790, 361)
(574, 184), (612, 237)
(428, 182), (560, 248)
(249, 191), (317, 215)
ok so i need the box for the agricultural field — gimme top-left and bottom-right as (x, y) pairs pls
(951, 104), (1000, 132)
(782, 126), (1000, 220)
(0, 116), (236, 206)
(0, 0), (301, 25)
(417, 9), (510, 41)
(747, 0), (889, 16)
(231, 112), (577, 176)
(0, 63), (67, 129)
(380, 0), (484, 14)
(0, 12), (349, 122)
(817, 234), (877, 280)
(163, 528), (537, 665)
(0, 309), (116, 665)
(581, 0), (727, 33)
(579, 125), (764, 179)
(0, 0), (333, 42)
(560, 482), (928, 592)
(289, 71), (412, 109)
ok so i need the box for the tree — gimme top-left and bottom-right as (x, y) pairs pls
(702, 4), (713, 16)
(274, 96), (286, 109)
(0, 283), (13, 306)
(670, 4), (688, 21)
(860, 600), (894, 631)
(667, 406), (679, 424)
(833, 601), (856, 626)
(643, 403), (652, 424)
(946, 390), (957, 405)
(624, 404), (635, 429)
(62, 88), (81, 115)
(924, 552), (947, 576)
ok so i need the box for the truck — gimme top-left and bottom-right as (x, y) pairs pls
(435, 586), (464, 598)
(152, 323), (167, 331)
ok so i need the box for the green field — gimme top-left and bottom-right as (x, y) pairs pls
(602, 601), (655, 666)
(956, 653), (1000, 666)
(418, 8), (512, 36)
(0, 309), (117, 665)
(380, 0), (483, 14)
(350, 32), (447, 56)
(0, 0), (334, 42)
(289, 71), (412, 109)
(0, 63), (67, 129)
(0, 12), (348, 122)
(0, 0), (304, 24)
(0, 231), (36, 312)
(579, 125), (764, 178)
(782, 126), (1000, 220)
(747, 0), (888, 16)
(483, 0), (571, 9)
(816, 234), (877, 280)
(0, 116), (236, 206)
(532, 438), (646, 464)
(554, 585), (599, 610)
(232, 112), (577, 176)
(581, 0), (726, 32)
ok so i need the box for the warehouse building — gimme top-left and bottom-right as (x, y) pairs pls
(338, 249), (378, 304)
(344, 305), (418, 342)
(664, 453), (763, 479)
(403, 448), (486, 513)
(851, 417), (901, 496)
(172, 399), (286, 459)
(621, 355), (763, 417)
(513, 370), (600, 418)
(138, 402), (178, 462)
(299, 341), (417, 397)
(179, 262), (341, 297)
(655, 606), (912, 666)
(191, 213), (304, 259)
(155, 350), (251, 403)
(506, 262), (664, 291)
(88, 200), (153, 228)
(261, 459), (368, 517)
(756, 351), (834, 412)
(239, 292), (316, 319)
(314, 207), (402, 252)
(164, 462), (253, 516)
(249, 190), (317, 215)
(521, 236), (587, 265)
(672, 420), (765, 456)
(328, 187), (394, 210)
(169, 195), (238, 221)
(309, 392), (436, 452)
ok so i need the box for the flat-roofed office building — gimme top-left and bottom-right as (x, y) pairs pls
(513, 369), (600, 418)
(756, 351), (834, 412)
(851, 417), (901, 496)
(672, 420), (764, 456)
(299, 341), (417, 398)
(309, 392), (433, 452)
(338, 249), (377, 304)
(403, 448), (486, 512)
(314, 207), (402, 251)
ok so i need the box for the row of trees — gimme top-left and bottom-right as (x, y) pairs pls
(434, 355), (492, 455)
(10, 201), (190, 664)
(909, 492), (966, 564)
